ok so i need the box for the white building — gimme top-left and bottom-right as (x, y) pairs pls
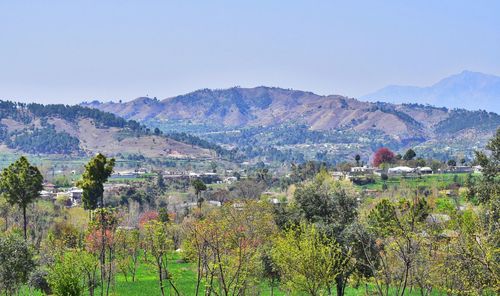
(418, 167), (433, 174)
(350, 166), (375, 174)
(388, 166), (415, 175)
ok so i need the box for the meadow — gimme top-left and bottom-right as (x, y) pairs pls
(357, 172), (470, 191)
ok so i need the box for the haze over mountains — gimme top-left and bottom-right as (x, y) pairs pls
(362, 70), (500, 113)
(1, 70), (498, 162)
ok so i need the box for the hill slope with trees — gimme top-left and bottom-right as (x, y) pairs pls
(82, 86), (500, 162)
(0, 101), (212, 158)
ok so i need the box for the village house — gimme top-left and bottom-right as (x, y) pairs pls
(388, 166), (415, 175)
(350, 166), (375, 174)
(418, 167), (433, 174)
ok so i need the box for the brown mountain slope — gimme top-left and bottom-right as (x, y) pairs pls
(83, 87), (433, 138)
(82, 86), (500, 147)
(0, 102), (212, 158)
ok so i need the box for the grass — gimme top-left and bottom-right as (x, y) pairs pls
(19, 252), (444, 296)
(357, 173), (471, 191)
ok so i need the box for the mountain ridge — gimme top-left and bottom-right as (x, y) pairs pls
(362, 70), (500, 113)
(81, 86), (500, 162)
(0, 101), (213, 158)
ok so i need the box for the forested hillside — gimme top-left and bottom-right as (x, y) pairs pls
(0, 100), (212, 158)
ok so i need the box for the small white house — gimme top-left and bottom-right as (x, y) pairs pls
(388, 166), (415, 175)
(418, 167), (433, 174)
(350, 166), (375, 174)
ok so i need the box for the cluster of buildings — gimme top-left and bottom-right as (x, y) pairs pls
(40, 182), (129, 207)
(345, 164), (482, 178)
(40, 183), (83, 207)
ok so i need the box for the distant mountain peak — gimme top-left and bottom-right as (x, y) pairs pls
(362, 71), (500, 113)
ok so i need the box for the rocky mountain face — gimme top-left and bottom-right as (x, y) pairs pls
(362, 70), (500, 113)
(0, 101), (212, 158)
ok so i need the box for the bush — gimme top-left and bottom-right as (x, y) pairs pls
(47, 250), (97, 296)
(29, 269), (51, 295)
(0, 233), (35, 295)
(435, 198), (455, 213)
(351, 176), (375, 186)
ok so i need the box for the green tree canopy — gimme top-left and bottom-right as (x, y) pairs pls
(77, 153), (115, 210)
(293, 170), (360, 295)
(472, 128), (499, 234)
(271, 222), (348, 296)
(191, 179), (207, 208)
(403, 148), (416, 161)
(0, 233), (35, 295)
(0, 156), (43, 240)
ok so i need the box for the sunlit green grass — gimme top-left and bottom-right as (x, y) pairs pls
(20, 252), (444, 295)
(358, 173), (470, 191)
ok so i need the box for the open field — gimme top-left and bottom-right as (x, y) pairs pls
(20, 253), (444, 296)
(356, 173), (471, 191)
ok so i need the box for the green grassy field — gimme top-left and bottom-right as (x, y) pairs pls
(20, 253), (443, 296)
(357, 173), (471, 191)
(92, 258), (443, 296)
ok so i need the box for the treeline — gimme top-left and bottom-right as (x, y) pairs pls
(8, 127), (80, 154)
(26, 103), (142, 131)
(0, 100), (213, 155)
(167, 132), (240, 160)
(435, 109), (500, 134)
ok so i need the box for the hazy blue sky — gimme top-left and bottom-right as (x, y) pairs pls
(1, 0), (499, 104)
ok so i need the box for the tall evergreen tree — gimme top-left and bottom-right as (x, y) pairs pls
(403, 148), (416, 161)
(0, 156), (43, 240)
(191, 179), (207, 208)
(77, 153), (115, 210)
(354, 154), (361, 166)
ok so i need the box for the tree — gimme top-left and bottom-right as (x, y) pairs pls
(210, 161), (217, 173)
(373, 148), (395, 167)
(293, 170), (360, 295)
(261, 250), (280, 296)
(403, 149), (416, 161)
(367, 197), (431, 296)
(415, 157), (426, 167)
(381, 173), (389, 191)
(271, 222), (348, 296)
(183, 201), (276, 296)
(465, 129), (500, 292)
(115, 228), (141, 282)
(473, 128), (499, 206)
(143, 220), (179, 296)
(48, 250), (98, 296)
(77, 153), (115, 211)
(354, 154), (361, 166)
(191, 179), (207, 208)
(447, 159), (457, 167)
(156, 173), (165, 191)
(231, 178), (266, 200)
(86, 208), (118, 296)
(78, 154), (115, 296)
(0, 156), (43, 240)
(443, 209), (500, 294)
(0, 233), (35, 295)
